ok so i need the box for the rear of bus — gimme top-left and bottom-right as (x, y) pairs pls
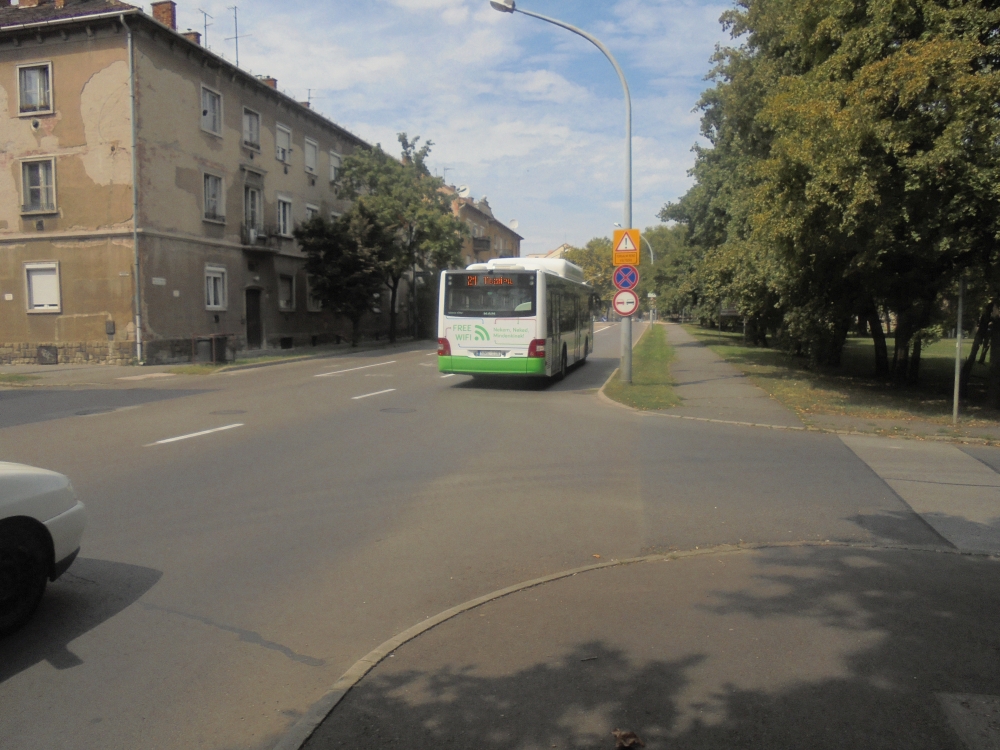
(437, 269), (547, 375)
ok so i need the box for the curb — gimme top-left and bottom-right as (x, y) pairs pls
(271, 540), (999, 750)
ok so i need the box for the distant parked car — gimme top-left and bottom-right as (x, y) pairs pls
(0, 463), (87, 636)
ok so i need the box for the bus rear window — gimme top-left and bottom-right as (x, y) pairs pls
(445, 273), (535, 317)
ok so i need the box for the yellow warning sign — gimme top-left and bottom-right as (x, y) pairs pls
(613, 228), (640, 266)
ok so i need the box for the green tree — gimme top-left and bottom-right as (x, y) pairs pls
(564, 237), (615, 314)
(337, 134), (466, 342)
(295, 207), (387, 346)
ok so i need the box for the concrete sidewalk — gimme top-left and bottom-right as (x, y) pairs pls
(302, 545), (1000, 750)
(662, 323), (803, 428)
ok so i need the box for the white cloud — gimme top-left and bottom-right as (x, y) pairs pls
(157, 0), (729, 255)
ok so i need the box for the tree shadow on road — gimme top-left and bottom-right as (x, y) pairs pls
(0, 557), (162, 683)
(307, 546), (1000, 749)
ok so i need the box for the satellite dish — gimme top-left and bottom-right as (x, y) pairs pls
(457, 185), (470, 198)
(509, 219), (519, 230)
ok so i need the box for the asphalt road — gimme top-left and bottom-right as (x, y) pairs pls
(0, 322), (949, 750)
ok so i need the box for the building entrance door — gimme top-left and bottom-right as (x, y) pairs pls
(246, 289), (262, 349)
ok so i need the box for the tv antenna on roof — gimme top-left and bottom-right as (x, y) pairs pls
(225, 6), (252, 67)
(197, 8), (213, 49)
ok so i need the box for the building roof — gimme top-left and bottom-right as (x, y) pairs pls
(453, 197), (524, 240)
(0, 0), (138, 29)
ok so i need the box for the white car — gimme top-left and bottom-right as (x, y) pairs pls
(0, 463), (87, 636)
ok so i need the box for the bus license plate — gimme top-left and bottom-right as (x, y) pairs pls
(476, 350), (505, 357)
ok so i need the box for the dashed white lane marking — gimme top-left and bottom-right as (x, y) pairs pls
(146, 423), (244, 446)
(315, 360), (396, 377)
(419, 363), (435, 367)
(595, 325), (617, 333)
(351, 388), (396, 400)
(441, 374), (455, 378)
(426, 352), (437, 356)
(117, 372), (176, 381)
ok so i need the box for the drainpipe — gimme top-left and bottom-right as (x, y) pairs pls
(122, 15), (143, 362)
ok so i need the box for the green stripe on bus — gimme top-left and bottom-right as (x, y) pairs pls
(438, 356), (547, 375)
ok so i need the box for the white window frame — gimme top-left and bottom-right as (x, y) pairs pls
(21, 158), (56, 214)
(305, 204), (319, 222)
(244, 185), (262, 231)
(278, 273), (295, 311)
(277, 197), (293, 237)
(201, 85), (222, 136)
(306, 275), (323, 312)
(330, 210), (343, 222)
(242, 107), (261, 149)
(203, 172), (225, 223)
(329, 150), (342, 183)
(304, 138), (318, 174)
(276, 124), (292, 163)
(17, 62), (53, 116)
(205, 265), (227, 310)
(25, 261), (61, 313)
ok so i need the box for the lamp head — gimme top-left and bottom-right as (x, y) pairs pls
(490, 0), (515, 11)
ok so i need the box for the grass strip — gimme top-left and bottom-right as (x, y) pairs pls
(683, 325), (1000, 429)
(0, 374), (41, 386)
(603, 323), (680, 410)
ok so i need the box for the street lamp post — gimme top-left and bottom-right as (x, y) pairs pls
(491, 0), (633, 381)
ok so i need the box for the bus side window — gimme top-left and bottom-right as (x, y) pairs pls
(561, 294), (575, 334)
(547, 292), (557, 337)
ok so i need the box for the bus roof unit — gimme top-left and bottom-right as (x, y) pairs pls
(465, 257), (586, 284)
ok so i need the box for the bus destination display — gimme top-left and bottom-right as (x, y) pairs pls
(465, 275), (514, 286)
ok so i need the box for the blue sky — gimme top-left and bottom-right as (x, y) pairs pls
(164, 0), (732, 255)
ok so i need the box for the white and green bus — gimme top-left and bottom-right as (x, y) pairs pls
(437, 258), (595, 378)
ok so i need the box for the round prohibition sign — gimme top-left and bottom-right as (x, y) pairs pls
(612, 289), (639, 317)
(613, 264), (640, 291)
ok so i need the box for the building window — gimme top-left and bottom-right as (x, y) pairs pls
(278, 274), (294, 310)
(242, 108), (260, 149)
(244, 186), (262, 230)
(330, 210), (343, 222)
(21, 159), (56, 214)
(204, 174), (224, 222)
(205, 265), (226, 310)
(276, 125), (291, 162)
(304, 138), (318, 174)
(305, 204), (319, 222)
(201, 87), (222, 135)
(277, 198), (293, 236)
(306, 276), (322, 312)
(18, 63), (52, 115)
(329, 150), (342, 183)
(25, 262), (60, 313)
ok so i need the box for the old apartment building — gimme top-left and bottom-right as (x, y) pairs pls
(0, 0), (377, 364)
(448, 189), (522, 266)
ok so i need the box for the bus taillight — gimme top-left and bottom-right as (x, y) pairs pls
(528, 339), (546, 358)
(437, 338), (451, 356)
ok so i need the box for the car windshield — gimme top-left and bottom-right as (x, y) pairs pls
(444, 272), (536, 317)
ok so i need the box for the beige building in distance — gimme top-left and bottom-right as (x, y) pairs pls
(0, 0), (380, 364)
(446, 188), (522, 267)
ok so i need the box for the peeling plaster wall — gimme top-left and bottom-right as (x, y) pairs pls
(0, 36), (132, 236)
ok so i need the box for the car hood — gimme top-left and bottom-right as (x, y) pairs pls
(0, 462), (77, 523)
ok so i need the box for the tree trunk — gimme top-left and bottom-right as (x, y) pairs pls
(350, 315), (362, 346)
(386, 275), (401, 344)
(960, 302), (992, 397)
(907, 335), (922, 385)
(866, 305), (889, 378)
(989, 302), (1000, 408)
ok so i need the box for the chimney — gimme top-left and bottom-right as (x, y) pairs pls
(151, 1), (177, 30)
(259, 76), (277, 89)
(298, 101), (311, 109)
(182, 30), (201, 45)
(54, 0), (65, 8)
(19, 0), (45, 8)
